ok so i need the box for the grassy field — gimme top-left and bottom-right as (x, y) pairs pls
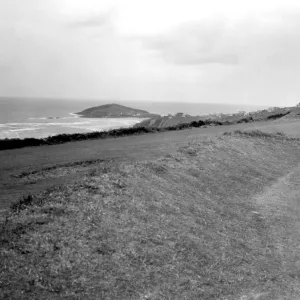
(243, 119), (300, 137)
(0, 122), (254, 209)
(2, 122), (300, 299)
(2, 119), (300, 209)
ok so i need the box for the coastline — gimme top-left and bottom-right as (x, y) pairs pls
(0, 104), (295, 145)
(0, 115), (146, 140)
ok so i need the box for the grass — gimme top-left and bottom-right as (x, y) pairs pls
(1, 119), (300, 213)
(244, 119), (300, 138)
(0, 122), (268, 210)
(223, 130), (289, 139)
(2, 131), (300, 299)
(12, 158), (112, 181)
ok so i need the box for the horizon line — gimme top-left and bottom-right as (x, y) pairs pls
(0, 96), (279, 107)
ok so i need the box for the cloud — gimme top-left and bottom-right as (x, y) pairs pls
(141, 19), (240, 66)
(63, 9), (117, 38)
(2, 1), (300, 106)
(177, 54), (239, 65)
(67, 10), (114, 28)
(140, 11), (300, 68)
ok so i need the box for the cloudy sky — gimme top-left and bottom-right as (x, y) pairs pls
(0, 0), (300, 106)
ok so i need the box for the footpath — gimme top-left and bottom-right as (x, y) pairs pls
(239, 165), (300, 300)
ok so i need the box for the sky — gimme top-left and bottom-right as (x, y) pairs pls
(1, 0), (300, 106)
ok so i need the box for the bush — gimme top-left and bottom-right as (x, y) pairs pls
(11, 195), (35, 212)
(267, 112), (290, 120)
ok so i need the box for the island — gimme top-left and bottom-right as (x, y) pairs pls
(75, 103), (160, 118)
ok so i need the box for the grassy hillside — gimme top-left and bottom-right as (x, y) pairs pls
(1, 131), (300, 299)
(135, 105), (300, 130)
(134, 114), (204, 128)
(134, 106), (294, 129)
(2, 121), (294, 210)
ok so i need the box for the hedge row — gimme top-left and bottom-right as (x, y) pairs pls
(0, 118), (251, 151)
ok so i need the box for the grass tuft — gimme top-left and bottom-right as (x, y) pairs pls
(223, 129), (289, 139)
(10, 194), (35, 212)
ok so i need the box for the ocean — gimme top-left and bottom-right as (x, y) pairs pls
(0, 97), (269, 139)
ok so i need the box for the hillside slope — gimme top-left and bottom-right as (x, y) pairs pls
(134, 113), (203, 128)
(280, 107), (300, 120)
(134, 107), (296, 129)
(76, 103), (159, 118)
(1, 131), (300, 299)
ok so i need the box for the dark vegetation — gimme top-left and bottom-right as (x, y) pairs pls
(223, 130), (291, 139)
(2, 131), (300, 299)
(10, 194), (38, 212)
(12, 158), (110, 179)
(0, 120), (221, 151)
(266, 112), (290, 120)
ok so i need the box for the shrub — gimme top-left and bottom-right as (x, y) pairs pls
(11, 195), (35, 212)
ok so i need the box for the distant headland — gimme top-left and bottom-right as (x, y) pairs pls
(76, 103), (160, 118)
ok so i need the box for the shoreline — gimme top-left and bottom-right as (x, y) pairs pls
(0, 116), (258, 151)
(0, 119), (222, 150)
(0, 116), (146, 140)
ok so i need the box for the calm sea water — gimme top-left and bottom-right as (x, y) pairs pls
(0, 97), (269, 139)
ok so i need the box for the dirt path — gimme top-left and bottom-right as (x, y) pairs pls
(239, 165), (300, 299)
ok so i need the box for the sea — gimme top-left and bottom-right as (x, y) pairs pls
(0, 97), (270, 139)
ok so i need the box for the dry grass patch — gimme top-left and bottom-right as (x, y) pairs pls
(223, 130), (290, 140)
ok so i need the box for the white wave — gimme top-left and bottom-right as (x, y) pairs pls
(3, 123), (43, 127)
(59, 116), (79, 120)
(9, 128), (39, 132)
(28, 113), (80, 121)
(42, 121), (92, 126)
(3, 123), (24, 126)
(68, 113), (79, 118)
(28, 117), (48, 120)
(0, 117), (143, 139)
